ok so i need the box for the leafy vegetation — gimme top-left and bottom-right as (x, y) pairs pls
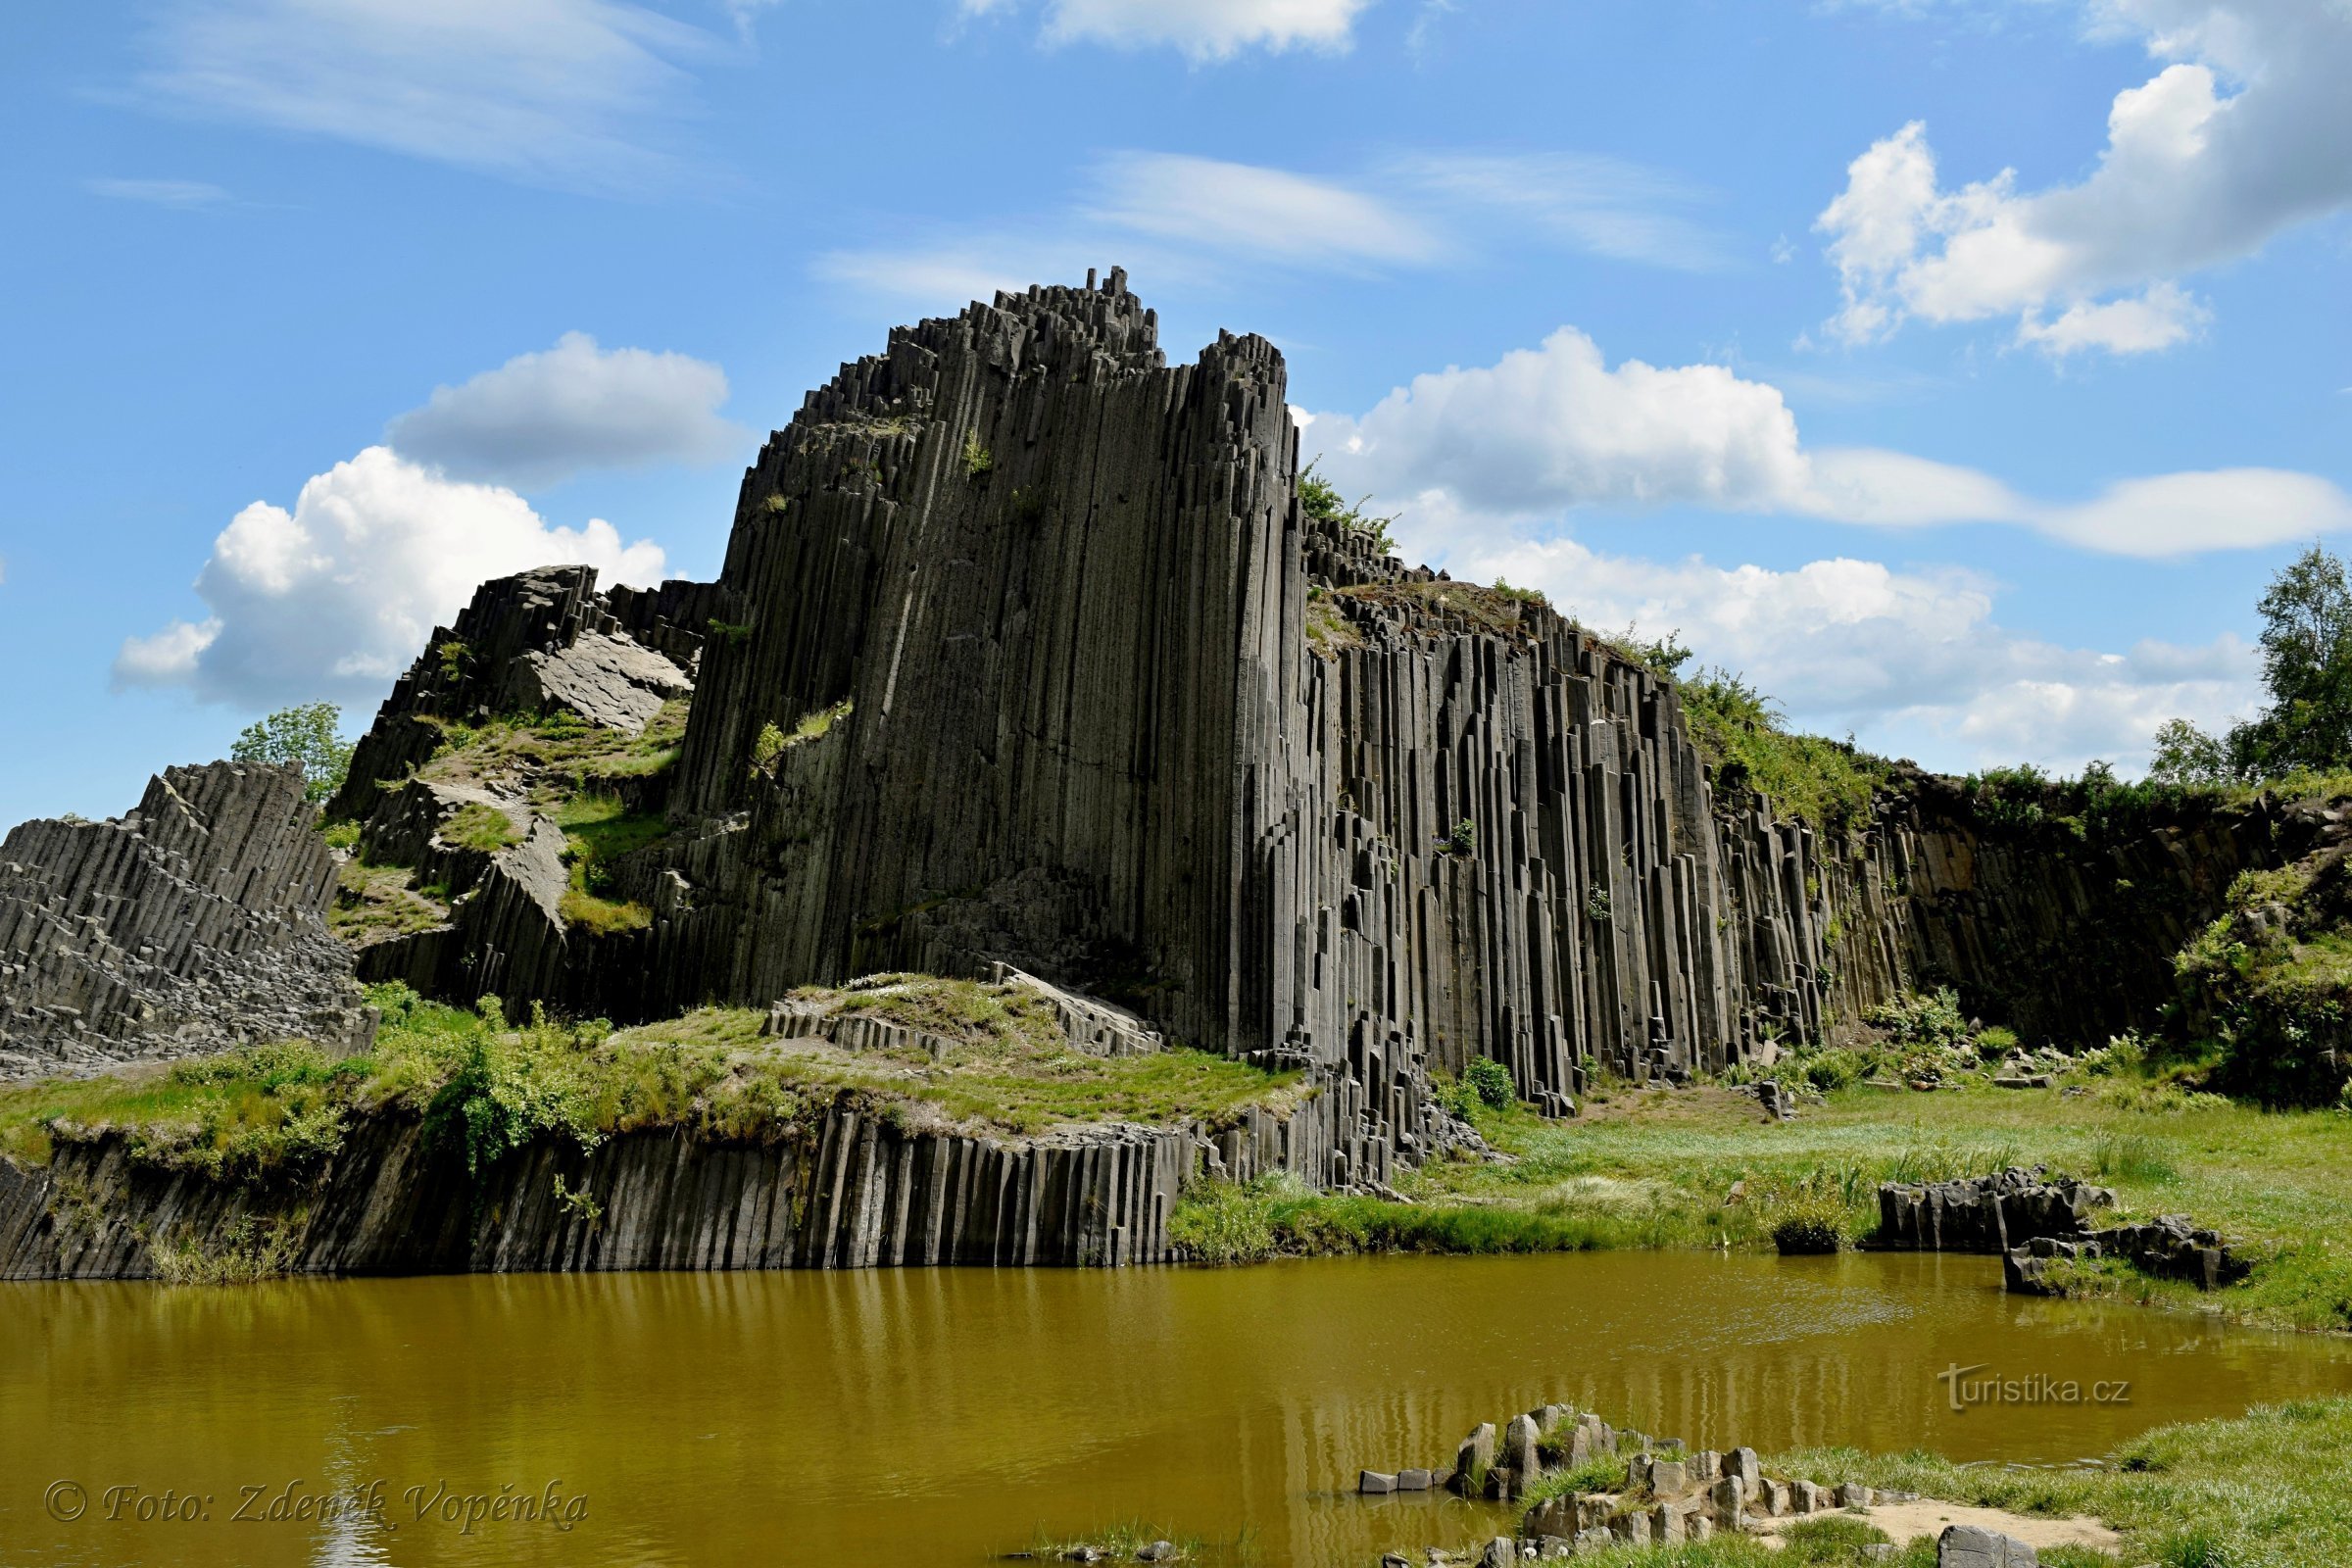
(1298, 459), (1396, 555)
(2154, 545), (2352, 785)
(230, 702), (352, 804)
(1678, 667), (1889, 828)
(422, 701), (689, 797)
(2174, 858), (2352, 1105)
(1758, 1396), (2352, 1568)
(961, 427), (992, 477)
(751, 699), (854, 775)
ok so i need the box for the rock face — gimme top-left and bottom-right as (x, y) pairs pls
(321, 273), (2298, 1163)
(0, 762), (373, 1080)
(1874, 1169), (2116, 1254)
(330, 563), (706, 821)
(0, 1100), (1196, 1278)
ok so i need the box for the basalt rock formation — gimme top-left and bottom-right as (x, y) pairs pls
(0, 1102), (1200, 1279)
(321, 272), (2297, 1172)
(0, 762), (373, 1081)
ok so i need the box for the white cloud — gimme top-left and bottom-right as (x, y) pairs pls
(1087, 153), (1442, 268)
(1817, 1), (2352, 354)
(114, 446), (666, 706)
(818, 147), (1727, 308)
(962, 0), (1372, 60)
(385, 332), (742, 488)
(134, 0), (719, 194)
(87, 177), (231, 208)
(1461, 534), (2257, 775)
(1395, 152), (1732, 271)
(1308, 324), (2352, 556)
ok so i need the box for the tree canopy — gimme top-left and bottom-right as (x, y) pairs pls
(230, 703), (353, 805)
(2151, 545), (2352, 786)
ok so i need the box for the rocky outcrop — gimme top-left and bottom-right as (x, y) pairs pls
(330, 564), (702, 820)
(1359, 1401), (1920, 1557)
(0, 1097), (1198, 1279)
(0, 762), (373, 1081)
(319, 273), (2301, 1176)
(1873, 1169), (2116, 1254)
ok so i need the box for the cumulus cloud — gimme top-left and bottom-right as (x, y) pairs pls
(1817, 0), (2352, 354)
(385, 332), (742, 488)
(960, 0), (1372, 60)
(1459, 534), (2257, 776)
(1308, 325), (2352, 556)
(133, 0), (718, 194)
(114, 446), (665, 706)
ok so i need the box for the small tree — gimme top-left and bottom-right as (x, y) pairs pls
(2149, 544), (2352, 784)
(2147, 716), (2230, 787)
(230, 703), (353, 804)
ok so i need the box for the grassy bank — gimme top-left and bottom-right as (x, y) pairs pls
(1171, 1067), (2352, 1334)
(0, 977), (1298, 1186)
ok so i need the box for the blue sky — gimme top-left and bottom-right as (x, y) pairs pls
(3, 0), (2349, 825)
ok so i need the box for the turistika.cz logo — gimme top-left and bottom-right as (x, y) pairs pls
(1938, 1363), (2132, 1413)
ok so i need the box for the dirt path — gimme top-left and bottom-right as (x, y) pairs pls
(1754, 1499), (2126, 1555)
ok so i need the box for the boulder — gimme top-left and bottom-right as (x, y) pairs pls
(1936, 1524), (2039, 1567)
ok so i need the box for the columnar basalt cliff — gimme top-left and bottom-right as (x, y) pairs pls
(0, 762), (372, 1081)
(0, 275), (2311, 1276)
(322, 273), (2293, 1147)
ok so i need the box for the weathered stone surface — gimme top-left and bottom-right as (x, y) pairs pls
(330, 564), (701, 821)
(0, 762), (372, 1080)
(1876, 1168), (2115, 1254)
(0, 1097), (1198, 1278)
(1937, 1523), (2039, 1568)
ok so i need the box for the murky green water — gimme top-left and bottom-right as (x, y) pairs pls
(5, 1251), (2348, 1566)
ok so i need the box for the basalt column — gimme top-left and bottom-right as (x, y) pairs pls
(658, 271), (1299, 1054)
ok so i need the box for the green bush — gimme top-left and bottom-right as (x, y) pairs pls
(1770, 1192), (1846, 1254)
(1869, 988), (1970, 1051)
(1464, 1056), (1515, 1111)
(421, 998), (608, 1179)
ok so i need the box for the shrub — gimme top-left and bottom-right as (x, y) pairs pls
(421, 999), (608, 1179)
(1680, 667), (1888, 827)
(1168, 1176), (1284, 1264)
(1463, 1056), (1515, 1111)
(1771, 1192), (1846, 1254)
(1298, 460), (1396, 555)
(961, 428), (992, 477)
(1868, 988), (1970, 1052)
(1975, 1024), (2020, 1058)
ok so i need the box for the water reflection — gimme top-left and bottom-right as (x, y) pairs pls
(4, 1251), (2346, 1566)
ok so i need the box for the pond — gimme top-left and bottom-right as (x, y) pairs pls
(5, 1250), (2348, 1566)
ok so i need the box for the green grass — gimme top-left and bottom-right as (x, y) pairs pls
(1679, 669), (1890, 829)
(327, 857), (451, 945)
(438, 802), (520, 853)
(422, 699), (688, 795)
(1168, 1069), (2352, 1332)
(0, 977), (1302, 1189)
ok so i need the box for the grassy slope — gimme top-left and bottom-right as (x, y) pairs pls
(1176, 1071), (2352, 1334)
(0, 978), (1299, 1182)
